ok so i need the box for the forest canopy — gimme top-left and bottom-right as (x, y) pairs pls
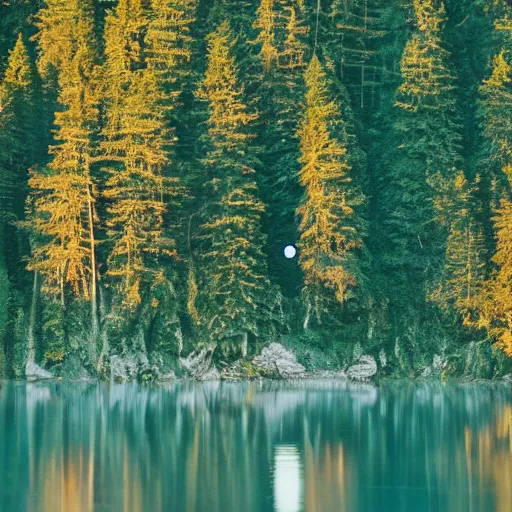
(0, 0), (511, 380)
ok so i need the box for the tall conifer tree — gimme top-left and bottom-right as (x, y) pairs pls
(429, 173), (487, 323)
(27, 0), (100, 360)
(0, 34), (34, 216)
(382, 0), (469, 331)
(34, 0), (77, 84)
(101, 0), (179, 316)
(194, 21), (274, 356)
(297, 55), (365, 328)
(252, 0), (309, 296)
(0, 34), (36, 373)
(326, 0), (387, 113)
(145, 0), (197, 100)
(479, 3), (512, 355)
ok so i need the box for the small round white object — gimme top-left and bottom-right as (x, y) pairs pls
(284, 245), (297, 259)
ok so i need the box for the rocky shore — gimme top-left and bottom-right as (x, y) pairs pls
(21, 341), (512, 386)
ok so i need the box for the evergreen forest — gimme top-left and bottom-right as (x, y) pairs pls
(0, 0), (511, 380)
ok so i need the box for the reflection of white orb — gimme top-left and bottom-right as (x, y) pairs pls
(284, 245), (297, 259)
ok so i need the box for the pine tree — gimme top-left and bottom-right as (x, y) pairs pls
(193, 21), (274, 356)
(26, 1), (100, 360)
(429, 172), (487, 323)
(296, 55), (365, 327)
(252, 0), (309, 296)
(480, 35), (512, 185)
(487, 201), (512, 356)
(101, 0), (179, 315)
(34, 0), (78, 83)
(143, 0), (198, 354)
(252, 0), (278, 73)
(0, 87), (10, 376)
(0, 0), (40, 69)
(479, 3), (512, 356)
(0, 34), (35, 374)
(145, 0), (197, 100)
(0, 34), (34, 216)
(382, 0), (466, 326)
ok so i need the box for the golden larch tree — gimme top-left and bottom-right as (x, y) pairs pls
(297, 55), (365, 327)
(101, 0), (180, 313)
(27, 0), (100, 359)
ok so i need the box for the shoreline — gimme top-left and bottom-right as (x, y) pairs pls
(3, 373), (511, 387)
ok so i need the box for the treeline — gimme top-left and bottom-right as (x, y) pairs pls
(0, 0), (510, 378)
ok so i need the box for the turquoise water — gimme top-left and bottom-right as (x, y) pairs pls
(0, 380), (511, 512)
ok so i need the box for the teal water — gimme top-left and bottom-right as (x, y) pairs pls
(0, 380), (511, 512)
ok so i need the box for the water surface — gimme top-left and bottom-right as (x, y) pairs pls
(0, 380), (511, 511)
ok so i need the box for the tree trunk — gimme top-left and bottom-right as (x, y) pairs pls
(96, 277), (109, 374)
(241, 332), (248, 359)
(87, 184), (99, 363)
(0, 237), (8, 375)
(303, 302), (311, 330)
(26, 271), (39, 364)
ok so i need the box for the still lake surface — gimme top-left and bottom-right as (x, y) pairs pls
(0, 380), (511, 512)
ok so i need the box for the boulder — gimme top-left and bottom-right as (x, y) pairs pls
(25, 361), (54, 382)
(110, 353), (160, 383)
(346, 355), (377, 382)
(421, 354), (447, 379)
(502, 373), (512, 384)
(180, 345), (219, 381)
(253, 343), (306, 378)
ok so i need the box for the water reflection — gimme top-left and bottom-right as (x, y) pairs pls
(274, 445), (303, 512)
(0, 380), (511, 512)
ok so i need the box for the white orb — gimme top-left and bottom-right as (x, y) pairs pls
(284, 245), (297, 259)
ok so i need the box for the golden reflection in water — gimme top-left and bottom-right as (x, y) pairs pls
(463, 405), (512, 512)
(186, 421), (200, 512)
(304, 439), (349, 512)
(123, 442), (143, 512)
(10, 383), (511, 512)
(35, 451), (93, 512)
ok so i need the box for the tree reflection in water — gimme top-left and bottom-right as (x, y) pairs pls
(0, 380), (510, 512)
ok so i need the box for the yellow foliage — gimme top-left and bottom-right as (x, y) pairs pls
(497, 331), (512, 357)
(187, 264), (200, 325)
(253, 0), (278, 73)
(297, 55), (363, 314)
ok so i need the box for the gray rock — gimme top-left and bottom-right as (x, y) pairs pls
(346, 355), (377, 381)
(180, 345), (219, 380)
(220, 360), (246, 380)
(502, 373), (512, 384)
(200, 366), (221, 381)
(421, 354), (447, 379)
(110, 353), (159, 383)
(25, 361), (54, 382)
(253, 343), (306, 378)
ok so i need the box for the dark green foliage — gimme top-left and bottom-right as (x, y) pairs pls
(192, 21), (278, 356)
(296, 55), (366, 325)
(379, 1), (468, 326)
(252, 0), (310, 296)
(0, 0), (511, 377)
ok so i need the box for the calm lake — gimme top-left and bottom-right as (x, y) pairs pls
(0, 380), (511, 512)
